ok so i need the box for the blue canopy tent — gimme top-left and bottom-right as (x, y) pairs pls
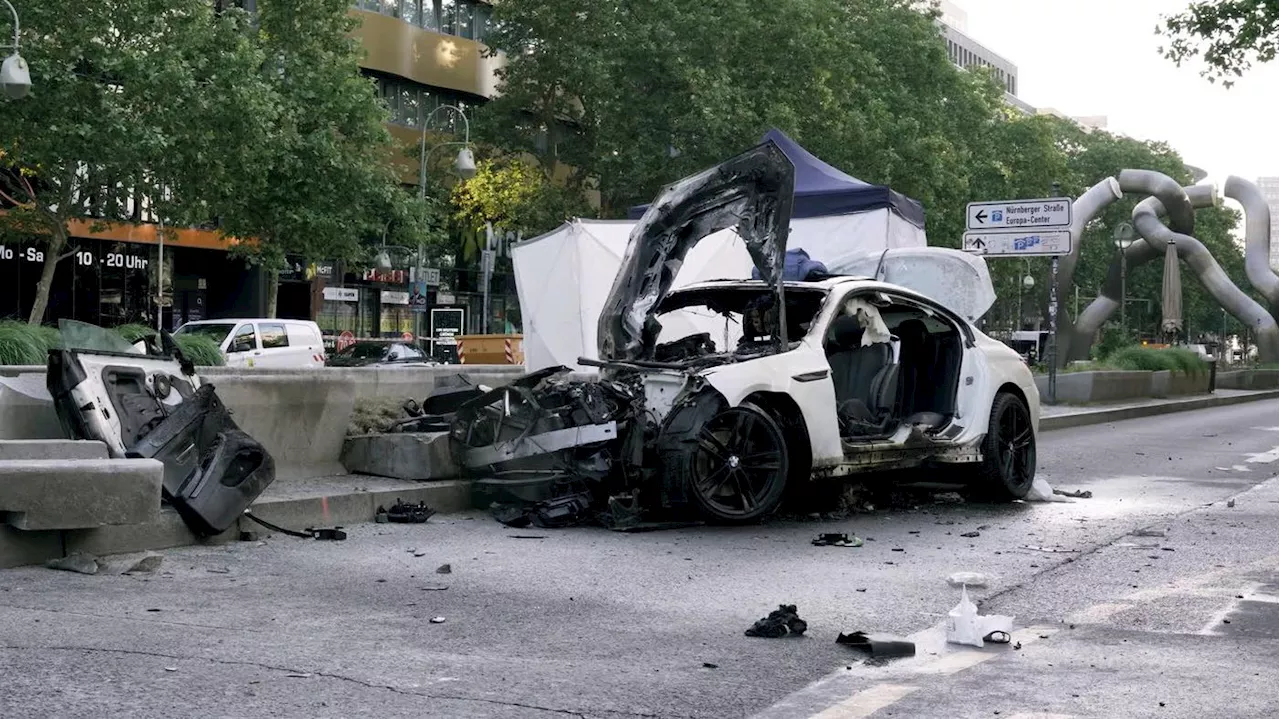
(627, 128), (926, 227)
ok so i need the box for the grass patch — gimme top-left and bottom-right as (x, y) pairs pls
(174, 334), (225, 367)
(1102, 345), (1207, 375)
(0, 320), (56, 365)
(113, 323), (156, 344)
(348, 396), (408, 436)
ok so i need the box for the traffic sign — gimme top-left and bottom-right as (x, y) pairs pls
(336, 330), (356, 352)
(966, 197), (1072, 231)
(963, 230), (1073, 257)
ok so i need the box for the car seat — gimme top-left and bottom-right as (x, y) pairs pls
(826, 315), (899, 434)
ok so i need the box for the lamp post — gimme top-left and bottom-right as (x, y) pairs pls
(416, 104), (475, 349)
(1113, 222), (1134, 340)
(0, 0), (30, 99)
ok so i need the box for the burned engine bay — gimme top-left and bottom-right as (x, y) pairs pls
(438, 139), (800, 528)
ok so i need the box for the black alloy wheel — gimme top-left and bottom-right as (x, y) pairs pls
(687, 403), (790, 522)
(978, 392), (1036, 499)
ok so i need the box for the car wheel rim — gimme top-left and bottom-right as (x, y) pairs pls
(690, 407), (786, 517)
(998, 401), (1034, 487)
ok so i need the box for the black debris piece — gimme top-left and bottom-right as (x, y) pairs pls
(702, 662), (719, 669)
(812, 533), (863, 548)
(436, 564), (452, 574)
(836, 631), (916, 658)
(490, 493), (594, 530)
(745, 605), (808, 638)
(1053, 488), (1093, 499)
(375, 506), (389, 523)
(238, 531), (260, 542)
(508, 535), (548, 540)
(309, 527), (347, 541)
(386, 500), (436, 524)
(491, 503), (532, 528)
(960, 531), (981, 538)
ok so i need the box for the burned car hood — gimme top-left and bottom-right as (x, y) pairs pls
(597, 141), (795, 362)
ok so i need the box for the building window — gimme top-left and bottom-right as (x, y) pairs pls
(365, 71), (486, 129)
(440, 0), (457, 35)
(401, 0), (420, 26)
(355, 0), (491, 43)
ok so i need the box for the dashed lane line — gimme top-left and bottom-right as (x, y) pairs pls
(806, 684), (919, 719)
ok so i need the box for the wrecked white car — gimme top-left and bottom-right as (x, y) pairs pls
(450, 141), (1039, 523)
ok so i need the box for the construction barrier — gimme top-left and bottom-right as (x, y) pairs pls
(456, 334), (524, 365)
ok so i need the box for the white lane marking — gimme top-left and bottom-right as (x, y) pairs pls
(1245, 446), (1279, 464)
(1198, 582), (1277, 635)
(1067, 602), (1132, 624)
(1249, 426), (1279, 432)
(807, 684), (919, 719)
(1230, 465), (1252, 472)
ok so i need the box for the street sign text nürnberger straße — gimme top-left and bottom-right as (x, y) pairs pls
(966, 197), (1072, 231)
(962, 230), (1073, 257)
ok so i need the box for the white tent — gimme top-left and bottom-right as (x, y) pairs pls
(513, 213), (925, 372)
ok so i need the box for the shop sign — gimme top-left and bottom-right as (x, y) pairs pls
(0, 244), (150, 269)
(381, 290), (409, 305)
(322, 287), (359, 302)
(363, 268), (408, 284)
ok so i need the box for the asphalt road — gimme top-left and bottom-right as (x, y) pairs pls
(1, 400), (1276, 719)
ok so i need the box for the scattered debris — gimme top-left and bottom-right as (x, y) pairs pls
(1132, 528), (1166, 538)
(1013, 641), (1023, 650)
(960, 531), (981, 539)
(285, 673), (312, 678)
(1227, 498), (1236, 508)
(933, 491), (966, 504)
(1025, 477), (1072, 503)
(430, 616), (447, 624)
(123, 553), (164, 575)
(984, 631), (1011, 644)
(419, 585), (449, 591)
(436, 564), (452, 574)
(164, 667), (178, 672)
(45, 553), (104, 575)
(1019, 545), (1078, 553)
(1054, 488), (1092, 499)
(309, 527), (347, 541)
(946, 585), (1014, 648)
(947, 571), (990, 588)
(207, 567), (231, 574)
(492, 493), (593, 529)
(745, 605), (808, 638)
(812, 533), (863, 547)
(238, 531), (260, 542)
(146, 608), (162, 612)
(836, 631), (916, 658)
(375, 506), (389, 523)
(702, 662), (719, 669)
(385, 500), (436, 524)
(508, 535), (548, 540)
(1161, 547), (1175, 552)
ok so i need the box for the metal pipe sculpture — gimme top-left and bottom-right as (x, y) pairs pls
(1069, 182), (1278, 363)
(1223, 176), (1279, 313)
(1118, 169), (1196, 236)
(1055, 177), (1123, 360)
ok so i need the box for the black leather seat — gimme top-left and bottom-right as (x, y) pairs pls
(826, 316), (899, 430)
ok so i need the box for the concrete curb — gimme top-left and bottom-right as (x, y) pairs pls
(1040, 390), (1278, 431)
(3, 392), (1276, 568)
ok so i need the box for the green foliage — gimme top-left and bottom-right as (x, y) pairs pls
(0, 321), (57, 365)
(451, 158), (593, 237)
(1104, 345), (1207, 375)
(173, 334), (226, 367)
(114, 324), (157, 344)
(1158, 0), (1277, 86)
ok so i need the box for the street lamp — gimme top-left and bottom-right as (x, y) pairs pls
(1, 0), (30, 99)
(1114, 222), (1135, 339)
(417, 104), (476, 199)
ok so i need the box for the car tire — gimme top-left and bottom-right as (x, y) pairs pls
(681, 402), (791, 523)
(975, 391), (1036, 500)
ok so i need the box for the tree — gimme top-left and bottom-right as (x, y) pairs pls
(212, 0), (429, 317)
(1158, 0), (1278, 86)
(0, 0), (272, 324)
(451, 157), (593, 237)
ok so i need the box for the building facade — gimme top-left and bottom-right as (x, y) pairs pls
(1259, 176), (1279, 272)
(936, 1), (1029, 113)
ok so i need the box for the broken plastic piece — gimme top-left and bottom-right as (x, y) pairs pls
(387, 500), (436, 524)
(745, 604), (808, 638)
(429, 616), (446, 624)
(812, 533), (863, 547)
(960, 531), (980, 538)
(1053, 488), (1093, 499)
(309, 527), (347, 541)
(947, 571), (989, 588)
(946, 585), (1015, 648)
(836, 631), (916, 658)
(1025, 477), (1071, 502)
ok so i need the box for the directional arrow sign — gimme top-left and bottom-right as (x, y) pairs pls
(966, 197), (1072, 231)
(963, 230), (1073, 257)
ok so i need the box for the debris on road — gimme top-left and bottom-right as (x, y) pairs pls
(947, 571), (990, 588)
(960, 531), (981, 538)
(430, 616), (447, 624)
(1025, 477), (1072, 503)
(946, 585), (1014, 648)
(702, 662), (719, 669)
(1227, 498), (1236, 508)
(436, 564), (452, 574)
(419, 584), (449, 591)
(308, 527), (347, 541)
(812, 533), (863, 547)
(1053, 488), (1093, 499)
(1019, 545), (1078, 553)
(385, 500), (436, 524)
(836, 631), (916, 658)
(45, 553), (105, 575)
(745, 605), (808, 638)
(1132, 528), (1167, 538)
(123, 553), (164, 575)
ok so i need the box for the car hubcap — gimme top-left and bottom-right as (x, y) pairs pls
(999, 403), (1034, 485)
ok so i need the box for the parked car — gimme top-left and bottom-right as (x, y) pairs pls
(174, 319), (326, 369)
(326, 341), (437, 367)
(449, 140), (1041, 523)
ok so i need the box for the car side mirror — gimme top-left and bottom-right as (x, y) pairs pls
(230, 338), (253, 354)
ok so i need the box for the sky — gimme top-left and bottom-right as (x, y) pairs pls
(950, 0), (1278, 186)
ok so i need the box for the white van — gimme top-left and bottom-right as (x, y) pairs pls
(174, 319), (326, 369)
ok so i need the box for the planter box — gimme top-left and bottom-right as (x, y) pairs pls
(1035, 368), (1210, 404)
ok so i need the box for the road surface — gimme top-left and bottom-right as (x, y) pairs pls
(1, 400), (1276, 719)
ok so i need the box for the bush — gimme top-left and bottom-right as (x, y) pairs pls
(114, 323), (156, 344)
(174, 334), (226, 367)
(0, 320), (56, 365)
(1104, 345), (1206, 375)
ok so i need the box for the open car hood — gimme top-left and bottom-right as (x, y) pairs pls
(597, 141), (795, 362)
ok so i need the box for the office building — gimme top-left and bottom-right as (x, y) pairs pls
(1259, 176), (1279, 272)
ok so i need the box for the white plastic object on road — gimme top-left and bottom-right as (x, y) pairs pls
(946, 585), (1015, 648)
(947, 571), (990, 588)
(1025, 477), (1071, 503)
